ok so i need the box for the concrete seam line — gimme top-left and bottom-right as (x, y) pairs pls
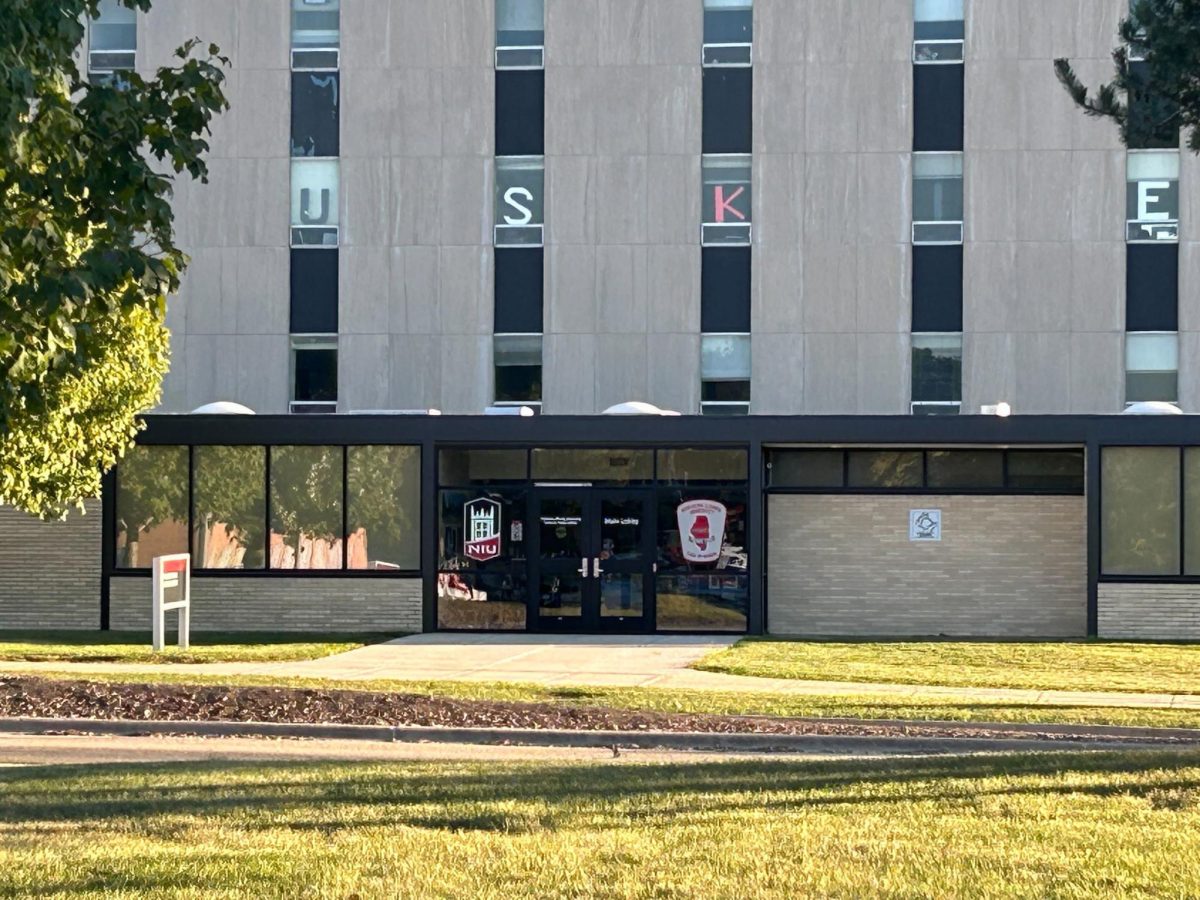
(0, 717), (1188, 754)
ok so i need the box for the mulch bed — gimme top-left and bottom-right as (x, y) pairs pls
(0, 676), (1190, 744)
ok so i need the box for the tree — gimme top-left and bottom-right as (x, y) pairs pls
(0, 0), (228, 518)
(1054, 0), (1197, 151)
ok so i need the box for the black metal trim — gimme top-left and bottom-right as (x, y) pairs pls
(100, 469), (116, 631)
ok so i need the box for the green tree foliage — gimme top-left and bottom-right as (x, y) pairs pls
(0, 0), (228, 518)
(1054, 0), (1197, 151)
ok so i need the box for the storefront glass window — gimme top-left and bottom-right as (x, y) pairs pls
(1185, 448), (1200, 577)
(192, 446), (267, 570)
(847, 451), (924, 489)
(531, 449), (653, 484)
(269, 446), (344, 569)
(347, 446), (420, 571)
(438, 488), (529, 630)
(114, 446), (189, 568)
(655, 486), (748, 632)
(1101, 446), (1180, 576)
(657, 449), (747, 484)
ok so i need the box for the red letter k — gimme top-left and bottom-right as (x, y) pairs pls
(713, 185), (747, 223)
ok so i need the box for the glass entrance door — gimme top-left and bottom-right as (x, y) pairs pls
(532, 490), (653, 632)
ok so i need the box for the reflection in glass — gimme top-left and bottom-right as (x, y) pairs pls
(347, 446), (420, 571)
(656, 574), (747, 632)
(1187, 449), (1200, 576)
(600, 499), (643, 561)
(657, 489), (748, 575)
(439, 449), (528, 485)
(531, 449), (653, 484)
(540, 574), (583, 617)
(539, 499), (584, 559)
(115, 446), (189, 568)
(912, 333), (962, 405)
(601, 574), (644, 618)
(1006, 451), (1085, 493)
(925, 450), (1004, 489)
(192, 446), (266, 569)
(1102, 447), (1180, 576)
(291, 72), (340, 158)
(767, 450), (844, 488)
(846, 451), (924, 489)
(437, 572), (528, 630)
(269, 446), (344, 569)
(658, 449), (748, 484)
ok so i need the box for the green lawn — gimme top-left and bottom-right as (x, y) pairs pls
(18, 670), (1200, 730)
(0, 631), (396, 664)
(1, 751), (1198, 897)
(695, 639), (1200, 695)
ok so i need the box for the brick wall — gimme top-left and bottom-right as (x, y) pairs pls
(1098, 584), (1200, 640)
(767, 495), (1087, 637)
(109, 576), (423, 634)
(0, 502), (102, 630)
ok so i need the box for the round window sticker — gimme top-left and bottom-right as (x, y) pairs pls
(555, 525), (568, 539)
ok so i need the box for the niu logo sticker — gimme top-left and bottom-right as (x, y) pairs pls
(464, 498), (502, 562)
(677, 499), (728, 564)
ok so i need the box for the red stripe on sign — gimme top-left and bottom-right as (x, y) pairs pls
(163, 559), (188, 574)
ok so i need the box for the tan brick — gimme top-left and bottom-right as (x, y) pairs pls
(109, 576), (423, 634)
(767, 495), (1087, 638)
(0, 503), (101, 630)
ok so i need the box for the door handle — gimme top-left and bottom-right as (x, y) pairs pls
(592, 557), (602, 578)
(577, 560), (589, 578)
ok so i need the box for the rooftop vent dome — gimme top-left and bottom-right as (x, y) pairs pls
(601, 401), (682, 416)
(1122, 401), (1184, 416)
(190, 401), (256, 415)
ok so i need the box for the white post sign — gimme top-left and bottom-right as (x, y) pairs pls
(152, 554), (191, 651)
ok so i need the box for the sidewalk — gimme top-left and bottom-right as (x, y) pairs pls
(1, 633), (1198, 710)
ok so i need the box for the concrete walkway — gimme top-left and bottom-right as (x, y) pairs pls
(2, 633), (1199, 710)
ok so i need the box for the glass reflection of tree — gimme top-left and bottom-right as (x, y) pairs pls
(193, 447), (266, 569)
(347, 446), (418, 568)
(270, 446), (343, 568)
(1104, 449), (1180, 575)
(115, 447), (188, 567)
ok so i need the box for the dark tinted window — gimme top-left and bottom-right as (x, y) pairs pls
(701, 246), (752, 333)
(496, 69), (545, 156)
(1007, 450), (1085, 493)
(1126, 243), (1179, 332)
(926, 450), (1004, 489)
(768, 450), (844, 488)
(847, 451), (924, 488)
(290, 249), (338, 334)
(912, 244), (963, 332)
(494, 248), (544, 333)
(294, 347), (338, 402)
(1127, 61), (1180, 149)
(701, 380), (751, 402)
(703, 68), (753, 154)
(913, 64), (964, 152)
(495, 362), (542, 403)
(291, 72), (339, 158)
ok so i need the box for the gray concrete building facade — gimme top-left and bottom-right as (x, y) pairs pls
(103, 0), (1193, 418)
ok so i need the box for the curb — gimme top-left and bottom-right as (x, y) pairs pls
(0, 717), (1190, 756)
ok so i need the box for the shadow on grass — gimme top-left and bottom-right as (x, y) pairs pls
(1, 750), (1198, 835)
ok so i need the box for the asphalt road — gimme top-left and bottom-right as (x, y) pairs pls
(0, 733), (815, 767)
